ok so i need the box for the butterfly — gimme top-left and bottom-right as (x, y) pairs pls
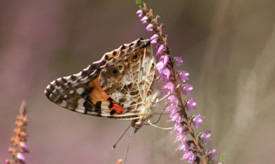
(44, 38), (157, 132)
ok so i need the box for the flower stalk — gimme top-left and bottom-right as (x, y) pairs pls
(136, 1), (220, 163)
(5, 101), (29, 164)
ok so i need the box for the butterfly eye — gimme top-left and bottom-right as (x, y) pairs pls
(131, 53), (139, 62)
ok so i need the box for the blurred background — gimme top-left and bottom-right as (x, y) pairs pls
(0, 0), (275, 163)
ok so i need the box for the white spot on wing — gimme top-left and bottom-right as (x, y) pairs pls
(75, 72), (82, 77)
(60, 100), (67, 107)
(101, 101), (109, 111)
(76, 88), (84, 94)
(76, 98), (85, 113)
(77, 98), (85, 105)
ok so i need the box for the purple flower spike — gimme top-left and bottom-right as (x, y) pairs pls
(193, 114), (206, 128)
(161, 81), (175, 94)
(182, 83), (193, 96)
(141, 16), (148, 24)
(136, 10), (143, 17)
(174, 57), (183, 66)
(179, 70), (190, 82)
(186, 98), (197, 111)
(136, 2), (219, 162)
(156, 44), (164, 56)
(181, 151), (196, 163)
(176, 141), (190, 152)
(201, 130), (211, 144)
(146, 24), (153, 31)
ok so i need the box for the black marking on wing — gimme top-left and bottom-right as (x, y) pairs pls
(95, 101), (101, 109)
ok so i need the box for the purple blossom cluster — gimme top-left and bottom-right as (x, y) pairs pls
(5, 101), (29, 164)
(136, 1), (219, 163)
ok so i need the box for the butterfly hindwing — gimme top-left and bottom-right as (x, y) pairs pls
(99, 39), (156, 114)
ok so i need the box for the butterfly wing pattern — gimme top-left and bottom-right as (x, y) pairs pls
(44, 38), (157, 132)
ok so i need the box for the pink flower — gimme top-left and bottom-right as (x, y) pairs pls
(136, 10), (143, 17)
(165, 95), (179, 106)
(181, 151), (196, 163)
(146, 24), (153, 31)
(176, 141), (190, 152)
(174, 57), (183, 66)
(201, 130), (211, 144)
(179, 70), (190, 82)
(192, 114), (205, 128)
(182, 83), (193, 96)
(171, 122), (184, 134)
(159, 68), (171, 82)
(165, 104), (177, 113)
(207, 148), (217, 161)
(186, 98), (197, 111)
(169, 112), (182, 123)
(20, 142), (29, 153)
(150, 34), (158, 44)
(141, 16), (148, 24)
(161, 81), (175, 94)
(174, 132), (187, 143)
(156, 55), (169, 72)
(156, 44), (164, 56)
(16, 153), (25, 163)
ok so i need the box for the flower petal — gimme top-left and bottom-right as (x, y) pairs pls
(161, 81), (175, 94)
(156, 44), (164, 56)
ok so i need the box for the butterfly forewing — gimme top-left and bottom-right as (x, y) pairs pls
(45, 38), (156, 130)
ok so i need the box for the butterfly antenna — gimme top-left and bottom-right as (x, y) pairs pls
(124, 128), (133, 164)
(112, 125), (132, 149)
(147, 109), (165, 125)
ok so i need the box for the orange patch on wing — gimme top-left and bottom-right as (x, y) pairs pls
(110, 103), (124, 114)
(88, 77), (109, 104)
(89, 77), (125, 114)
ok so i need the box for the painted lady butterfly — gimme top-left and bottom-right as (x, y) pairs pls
(44, 38), (157, 132)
